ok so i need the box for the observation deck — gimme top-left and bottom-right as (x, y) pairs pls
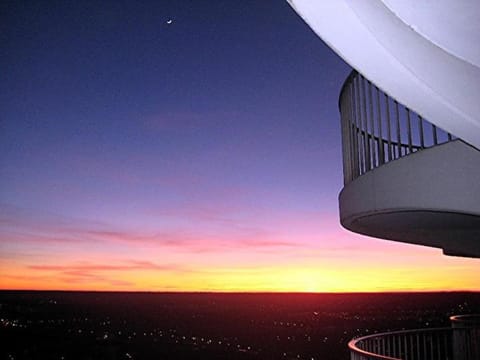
(349, 315), (480, 360)
(338, 71), (480, 258)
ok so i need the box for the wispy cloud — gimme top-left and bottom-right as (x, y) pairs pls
(28, 260), (185, 272)
(0, 270), (135, 289)
(0, 203), (308, 256)
(23, 260), (187, 289)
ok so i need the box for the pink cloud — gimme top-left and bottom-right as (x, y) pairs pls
(1, 203), (346, 261)
(28, 260), (186, 272)
(24, 260), (186, 288)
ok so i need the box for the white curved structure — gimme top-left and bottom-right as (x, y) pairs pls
(288, 5), (480, 358)
(287, 0), (480, 149)
(339, 140), (480, 258)
(288, 1), (480, 258)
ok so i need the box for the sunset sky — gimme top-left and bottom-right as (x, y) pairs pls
(1, 0), (479, 292)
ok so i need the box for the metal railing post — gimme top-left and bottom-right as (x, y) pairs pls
(395, 101), (401, 158)
(353, 77), (361, 175)
(338, 70), (455, 185)
(376, 87), (384, 165)
(340, 93), (349, 183)
(406, 108), (413, 154)
(418, 115), (425, 149)
(368, 80), (376, 167)
(432, 124), (438, 145)
(385, 94), (393, 161)
(360, 77), (369, 172)
(349, 85), (357, 182)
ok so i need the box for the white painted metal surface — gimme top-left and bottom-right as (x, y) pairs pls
(288, 0), (480, 149)
(339, 140), (480, 257)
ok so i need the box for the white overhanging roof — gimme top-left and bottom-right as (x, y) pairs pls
(288, 0), (480, 149)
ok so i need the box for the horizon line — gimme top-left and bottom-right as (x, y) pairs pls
(1, 289), (479, 295)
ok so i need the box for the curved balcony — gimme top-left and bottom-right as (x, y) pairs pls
(348, 315), (480, 360)
(339, 70), (455, 185)
(338, 71), (480, 258)
(349, 327), (452, 360)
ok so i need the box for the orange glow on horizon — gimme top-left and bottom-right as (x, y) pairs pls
(1, 211), (479, 294)
(2, 255), (479, 293)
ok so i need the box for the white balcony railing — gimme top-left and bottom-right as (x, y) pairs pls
(348, 315), (480, 360)
(349, 327), (452, 360)
(339, 71), (454, 185)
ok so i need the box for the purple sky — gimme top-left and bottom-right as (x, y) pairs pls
(2, 1), (478, 292)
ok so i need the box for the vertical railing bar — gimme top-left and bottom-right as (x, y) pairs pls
(443, 332), (450, 359)
(340, 86), (349, 184)
(392, 335), (395, 357)
(404, 334), (408, 360)
(348, 82), (355, 181)
(423, 334), (427, 360)
(406, 108), (413, 154)
(418, 115), (425, 149)
(354, 76), (361, 175)
(367, 80), (376, 168)
(416, 333), (420, 360)
(429, 334), (435, 360)
(340, 93), (347, 183)
(398, 335), (402, 359)
(395, 100), (401, 158)
(355, 77), (367, 175)
(353, 82), (360, 179)
(387, 335), (391, 356)
(375, 86), (384, 165)
(392, 335), (397, 358)
(409, 334), (414, 360)
(395, 335), (399, 358)
(435, 333), (440, 359)
(345, 94), (353, 183)
(399, 334), (403, 359)
(407, 334), (411, 360)
(350, 79), (358, 180)
(351, 84), (358, 181)
(432, 123), (438, 145)
(351, 78), (359, 180)
(360, 76), (370, 172)
(468, 328), (473, 358)
(353, 76), (360, 175)
(355, 77), (365, 175)
(385, 94), (393, 161)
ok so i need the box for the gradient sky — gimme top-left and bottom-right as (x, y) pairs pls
(1, 0), (479, 292)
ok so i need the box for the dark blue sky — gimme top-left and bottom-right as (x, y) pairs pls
(1, 0), (350, 218)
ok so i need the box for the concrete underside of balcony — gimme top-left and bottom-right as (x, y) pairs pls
(339, 140), (480, 258)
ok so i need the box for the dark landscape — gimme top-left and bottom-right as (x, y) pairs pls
(1, 291), (479, 360)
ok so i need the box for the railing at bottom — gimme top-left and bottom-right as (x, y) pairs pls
(450, 315), (480, 360)
(349, 328), (453, 360)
